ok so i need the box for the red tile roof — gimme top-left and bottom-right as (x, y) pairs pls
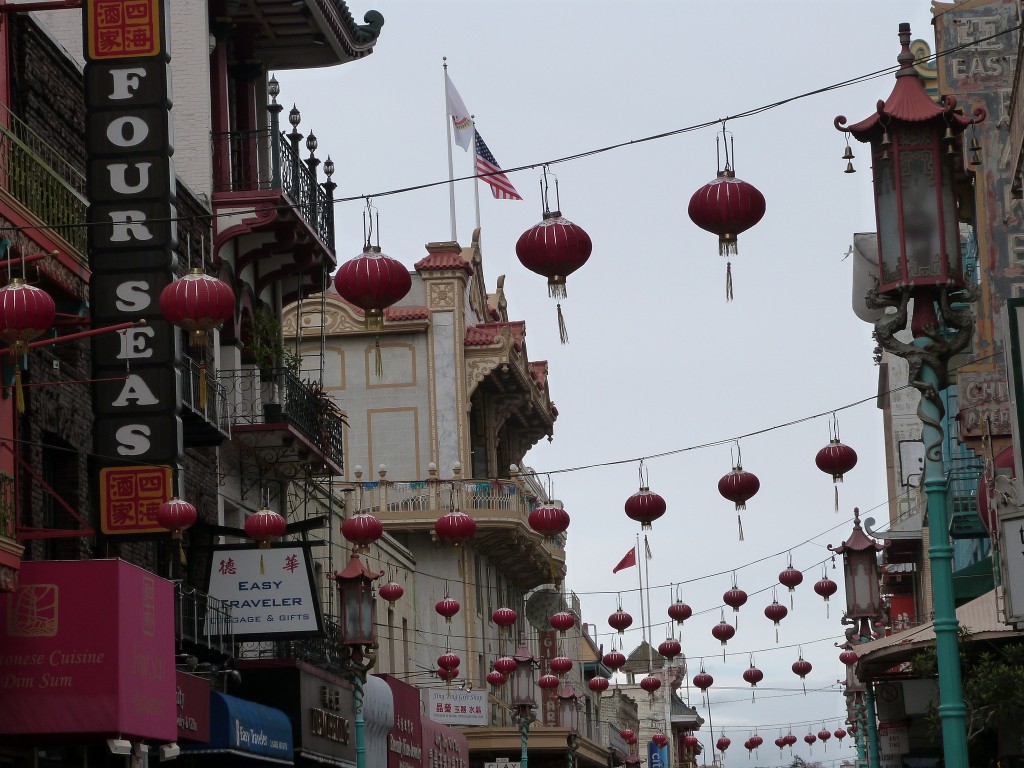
(464, 321), (525, 350)
(414, 251), (474, 275)
(385, 305), (429, 321)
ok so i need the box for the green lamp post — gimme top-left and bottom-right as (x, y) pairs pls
(836, 22), (985, 768)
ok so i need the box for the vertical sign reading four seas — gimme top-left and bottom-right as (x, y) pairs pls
(83, 0), (182, 534)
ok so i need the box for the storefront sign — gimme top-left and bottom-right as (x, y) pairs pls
(959, 370), (1012, 438)
(537, 629), (558, 726)
(420, 716), (468, 768)
(0, 559), (175, 739)
(84, 0), (183, 532)
(379, 674), (423, 768)
(206, 547), (322, 638)
(176, 671), (211, 743)
(190, 691), (292, 762)
(426, 689), (487, 726)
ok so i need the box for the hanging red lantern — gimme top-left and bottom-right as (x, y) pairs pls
(723, 584), (748, 618)
(245, 506), (287, 549)
(687, 138), (766, 301)
(434, 509), (477, 547)
(764, 597), (789, 642)
(640, 674), (661, 697)
(750, 735), (763, 750)
(816, 439), (858, 482)
(668, 599), (692, 624)
(814, 574), (839, 617)
(437, 652), (460, 671)
(620, 729), (636, 744)
(718, 459), (760, 540)
(818, 728), (832, 746)
(775, 737), (787, 753)
(379, 581), (404, 605)
(0, 277), (56, 413)
(341, 512), (383, 550)
(716, 736), (731, 753)
(538, 673), (560, 690)
(486, 670), (506, 687)
(492, 607), (518, 630)
(693, 670), (714, 692)
(744, 739), (755, 755)
(652, 733), (669, 749)
(834, 727), (847, 741)
(156, 497), (197, 541)
(602, 649), (626, 672)
(608, 607), (633, 634)
(742, 663), (763, 687)
(711, 615), (735, 660)
(160, 269), (235, 347)
(494, 656), (517, 675)
(437, 667), (459, 683)
(435, 597), (460, 622)
(588, 676), (610, 693)
(624, 485), (667, 531)
(333, 244), (412, 331)
(550, 611), (575, 634)
(785, 733), (798, 747)
(528, 501), (570, 539)
(792, 654), (812, 694)
(804, 733), (817, 747)
(778, 560), (803, 610)
(839, 650), (859, 667)
(515, 178), (592, 344)
(549, 656), (573, 676)
(658, 637), (681, 660)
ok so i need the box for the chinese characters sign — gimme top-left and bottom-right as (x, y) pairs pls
(99, 465), (172, 534)
(87, 0), (162, 59)
(206, 547), (322, 638)
(426, 689), (487, 726)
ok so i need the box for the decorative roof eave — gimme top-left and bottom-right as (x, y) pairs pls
(415, 242), (474, 276)
(281, 292), (429, 338)
(829, 508), (886, 555)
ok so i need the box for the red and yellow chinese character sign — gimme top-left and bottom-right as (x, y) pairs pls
(86, 0), (162, 60)
(100, 465), (173, 534)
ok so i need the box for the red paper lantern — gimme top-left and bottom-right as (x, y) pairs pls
(159, 269), (235, 347)
(804, 733), (817, 746)
(588, 676), (609, 693)
(435, 597), (460, 622)
(528, 502), (570, 539)
(602, 650), (626, 672)
(486, 671), (506, 687)
(716, 737), (731, 752)
(620, 729), (636, 744)
(0, 278), (56, 354)
(515, 211), (592, 299)
(494, 656), (517, 675)
(156, 497), (197, 541)
(818, 729), (832, 743)
(437, 667), (459, 682)
(435, 509), (477, 547)
(785, 733), (798, 747)
(693, 671), (714, 691)
(245, 506), (286, 548)
(550, 611), (575, 634)
(816, 439), (858, 482)
(834, 728), (847, 741)
(538, 673), (560, 690)
(549, 656), (573, 676)
(624, 486), (667, 530)
(815, 576), (839, 600)
(668, 599), (692, 624)
(658, 638), (681, 660)
(712, 617), (735, 649)
(437, 652), (460, 671)
(379, 581), (404, 604)
(684, 735), (700, 750)
(792, 658), (813, 678)
(718, 462), (760, 540)
(652, 733), (669, 749)
(341, 512), (383, 549)
(750, 735), (763, 749)
(839, 649), (859, 666)
(742, 665), (763, 687)
(775, 737), (787, 752)
(333, 245), (411, 330)
(492, 607), (518, 629)
(744, 739), (754, 754)
(640, 674), (661, 695)
(764, 598), (789, 642)
(723, 586), (748, 613)
(609, 608), (633, 634)
(779, 565), (804, 593)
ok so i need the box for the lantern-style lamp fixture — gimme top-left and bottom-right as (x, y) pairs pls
(511, 645), (538, 709)
(828, 507), (885, 640)
(333, 553), (383, 647)
(835, 22), (984, 305)
(557, 683), (582, 732)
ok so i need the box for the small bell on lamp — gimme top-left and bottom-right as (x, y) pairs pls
(842, 141), (855, 174)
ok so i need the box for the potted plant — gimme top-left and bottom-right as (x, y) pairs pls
(243, 309), (302, 421)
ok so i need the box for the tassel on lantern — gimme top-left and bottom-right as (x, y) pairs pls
(178, 542), (187, 566)
(198, 361), (208, 410)
(557, 303), (568, 345)
(737, 513), (744, 541)
(14, 364), (24, 414)
(834, 485), (839, 513)
(374, 335), (383, 379)
(259, 553), (265, 575)
(726, 261), (734, 301)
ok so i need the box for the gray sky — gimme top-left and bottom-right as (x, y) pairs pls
(283, 1), (940, 760)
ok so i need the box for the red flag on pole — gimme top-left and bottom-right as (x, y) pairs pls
(612, 547), (637, 574)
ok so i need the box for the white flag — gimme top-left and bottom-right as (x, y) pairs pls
(445, 72), (474, 151)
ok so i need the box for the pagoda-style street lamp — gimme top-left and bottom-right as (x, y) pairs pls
(829, 507), (885, 643)
(836, 22), (985, 768)
(558, 683), (583, 768)
(511, 645), (539, 768)
(333, 553), (383, 768)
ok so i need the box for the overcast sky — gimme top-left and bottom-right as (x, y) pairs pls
(283, 1), (944, 761)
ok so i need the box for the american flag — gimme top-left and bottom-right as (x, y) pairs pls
(474, 130), (522, 200)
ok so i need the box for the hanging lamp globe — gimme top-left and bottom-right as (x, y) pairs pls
(624, 486), (667, 530)
(155, 497), (197, 541)
(434, 509), (477, 547)
(159, 269), (235, 347)
(792, 658), (813, 681)
(437, 667), (459, 682)
(785, 733), (798, 747)
(245, 506), (287, 548)
(684, 735), (700, 751)
(341, 512), (383, 550)
(775, 737), (787, 752)
(619, 729), (636, 744)
(333, 245), (412, 330)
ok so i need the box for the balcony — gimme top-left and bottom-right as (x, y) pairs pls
(353, 476), (566, 591)
(174, 581), (234, 662)
(180, 356), (232, 446)
(221, 367), (345, 476)
(0, 471), (22, 592)
(0, 104), (87, 257)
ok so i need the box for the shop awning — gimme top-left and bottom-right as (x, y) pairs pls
(182, 692), (294, 764)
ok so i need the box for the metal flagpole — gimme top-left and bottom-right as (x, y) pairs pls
(442, 58), (457, 242)
(636, 534), (647, 657)
(644, 535), (653, 670)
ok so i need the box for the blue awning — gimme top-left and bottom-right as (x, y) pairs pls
(183, 692), (293, 764)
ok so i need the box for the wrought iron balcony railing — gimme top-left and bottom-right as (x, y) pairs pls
(220, 367), (344, 470)
(0, 470), (13, 541)
(237, 616), (347, 675)
(210, 128), (334, 252)
(175, 581), (234, 657)
(0, 105), (87, 254)
(180, 356), (231, 437)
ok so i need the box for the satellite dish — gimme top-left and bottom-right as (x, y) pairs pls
(524, 589), (567, 630)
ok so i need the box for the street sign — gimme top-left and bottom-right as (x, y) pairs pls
(485, 763), (520, 768)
